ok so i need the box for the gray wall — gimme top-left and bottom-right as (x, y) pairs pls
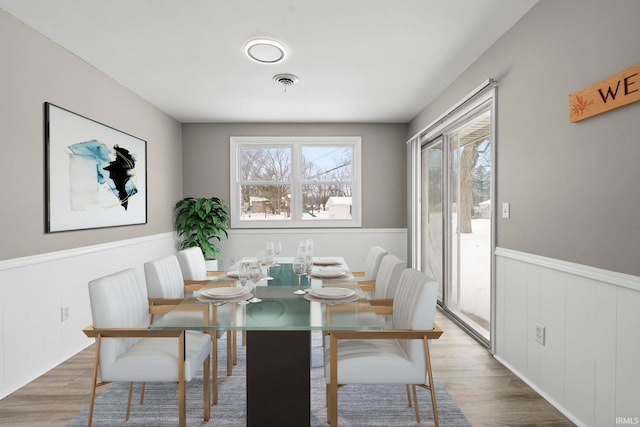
(409, 0), (640, 276)
(0, 10), (183, 260)
(182, 123), (408, 228)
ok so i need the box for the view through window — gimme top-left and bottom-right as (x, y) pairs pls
(230, 137), (361, 228)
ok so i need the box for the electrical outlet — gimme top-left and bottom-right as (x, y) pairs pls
(536, 324), (545, 345)
(61, 306), (70, 322)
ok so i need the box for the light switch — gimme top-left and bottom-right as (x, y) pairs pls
(502, 202), (510, 219)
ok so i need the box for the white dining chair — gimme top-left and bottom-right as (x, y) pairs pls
(324, 268), (443, 426)
(177, 246), (223, 282)
(352, 246), (388, 280)
(83, 268), (211, 427)
(357, 254), (406, 298)
(177, 247), (240, 371)
(144, 255), (233, 405)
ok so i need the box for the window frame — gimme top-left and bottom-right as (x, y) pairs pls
(230, 136), (362, 228)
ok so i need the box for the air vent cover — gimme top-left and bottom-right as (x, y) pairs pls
(273, 73), (299, 87)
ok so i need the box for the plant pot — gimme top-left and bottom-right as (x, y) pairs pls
(205, 259), (218, 271)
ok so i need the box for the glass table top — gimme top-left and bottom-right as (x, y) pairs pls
(149, 258), (385, 332)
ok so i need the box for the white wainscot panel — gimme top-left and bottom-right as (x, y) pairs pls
(495, 248), (640, 427)
(217, 228), (407, 271)
(615, 287), (640, 421)
(0, 232), (177, 399)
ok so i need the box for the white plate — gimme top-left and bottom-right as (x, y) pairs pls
(309, 287), (355, 299)
(201, 287), (247, 299)
(313, 258), (342, 266)
(311, 267), (346, 279)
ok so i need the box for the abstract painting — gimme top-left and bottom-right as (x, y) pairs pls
(45, 103), (147, 232)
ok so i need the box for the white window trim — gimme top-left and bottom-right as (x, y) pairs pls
(230, 136), (362, 229)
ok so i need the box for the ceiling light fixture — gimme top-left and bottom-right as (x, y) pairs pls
(244, 38), (286, 64)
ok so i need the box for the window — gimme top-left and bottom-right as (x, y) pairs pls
(230, 136), (361, 228)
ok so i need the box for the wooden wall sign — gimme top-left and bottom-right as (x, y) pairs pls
(569, 63), (640, 122)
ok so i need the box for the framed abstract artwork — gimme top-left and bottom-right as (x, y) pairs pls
(45, 102), (147, 232)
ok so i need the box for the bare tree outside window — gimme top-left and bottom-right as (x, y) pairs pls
(231, 137), (361, 227)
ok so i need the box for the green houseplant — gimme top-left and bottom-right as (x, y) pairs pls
(174, 196), (229, 260)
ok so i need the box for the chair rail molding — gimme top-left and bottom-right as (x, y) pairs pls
(495, 247), (640, 292)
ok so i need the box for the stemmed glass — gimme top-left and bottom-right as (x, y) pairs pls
(265, 243), (275, 268)
(269, 241), (282, 267)
(238, 261), (250, 288)
(292, 256), (307, 294)
(248, 262), (262, 285)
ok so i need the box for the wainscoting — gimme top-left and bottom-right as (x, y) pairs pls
(0, 233), (177, 399)
(495, 248), (640, 427)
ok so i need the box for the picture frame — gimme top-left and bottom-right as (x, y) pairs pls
(45, 102), (147, 232)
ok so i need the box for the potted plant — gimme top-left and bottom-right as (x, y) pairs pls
(174, 196), (229, 269)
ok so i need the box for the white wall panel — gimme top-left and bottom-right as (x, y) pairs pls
(616, 287), (640, 419)
(564, 275), (595, 426)
(594, 282), (617, 427)
(495, 248), (640, 427)
(538, 267), (566, 405)
(0, 233), (176, 399)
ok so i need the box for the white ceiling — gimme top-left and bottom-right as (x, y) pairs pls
(1, 0), (537, 123)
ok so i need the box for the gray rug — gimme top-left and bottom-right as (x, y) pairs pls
(68, 333), (470, 426)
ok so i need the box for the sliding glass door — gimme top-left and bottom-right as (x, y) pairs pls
(420, 103), (493, 343)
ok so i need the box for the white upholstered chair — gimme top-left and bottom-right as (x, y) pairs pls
(325, 268), (443, 426)
(352, 246), (388, 280)
(177, 246), (223, 283)
(144, 255), (233, 404)
(357, 254), (406, 299)
(83, 268), (211, 427)
(177, 247), (239, 371)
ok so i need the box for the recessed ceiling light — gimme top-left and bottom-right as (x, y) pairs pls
(244, 38), (286, 64)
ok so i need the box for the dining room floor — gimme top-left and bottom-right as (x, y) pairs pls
(0, 310), (575, 426)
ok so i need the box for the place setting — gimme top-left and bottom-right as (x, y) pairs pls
(194, 286), (259, 304)
(303, 286), (360, 304)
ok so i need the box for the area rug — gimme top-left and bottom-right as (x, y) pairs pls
(67, 332), (470, 426)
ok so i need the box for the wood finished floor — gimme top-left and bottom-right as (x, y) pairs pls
(0, 311), (575, 426)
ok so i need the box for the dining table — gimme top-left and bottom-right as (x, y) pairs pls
(149, 256), (385, 427)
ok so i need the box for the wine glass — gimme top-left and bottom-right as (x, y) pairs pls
(265, 243), (275, 267)
(271, 241), (282, 266)
(238, 261), (250, 288)
(292, 256), (306, 288)
(248, 262), (262, 286)
(256, 248), (266, 266)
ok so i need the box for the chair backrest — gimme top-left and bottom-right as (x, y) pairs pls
(177, 246), (208, 280)
(88, 269), (149, 378)
(363, 246), (388, 280)
(392, 268), (438, 371)
(144, 255), (185, 299)
(373, 254), (406, 299)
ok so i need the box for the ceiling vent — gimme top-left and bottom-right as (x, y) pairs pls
(273, 73), (299, 90)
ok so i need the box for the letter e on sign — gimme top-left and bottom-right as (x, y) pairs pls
(569, 63), (640, 122)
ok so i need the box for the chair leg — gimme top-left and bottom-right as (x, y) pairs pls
(203, 355), (211, 421)
(226, 330), (233, 375)
(125, 382), (134, 420)
(212, 331), (218, 405)
(412, 384), (420, 423)
(424, 338), (439, 427)
(328, 334), (339, 427)
(406, 384), (412, 407)
(139, 382), (145, 404)
(87, 336), (102, 427)
(178, 332), (186, 427)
